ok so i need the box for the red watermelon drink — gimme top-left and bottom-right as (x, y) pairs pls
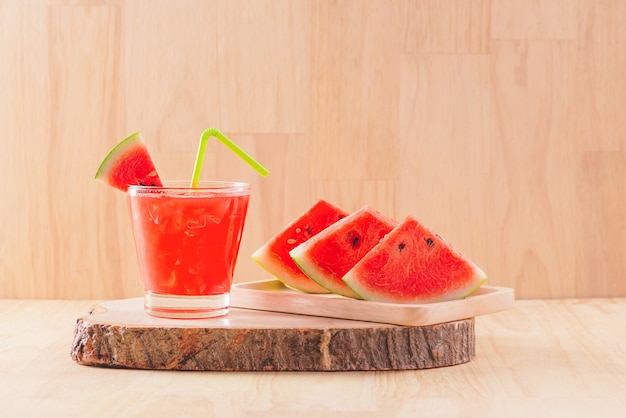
(127, 181), (251, 318)
(96, 128), (268, 318)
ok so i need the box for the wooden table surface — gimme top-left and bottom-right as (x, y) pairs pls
(1, 298), (625, 417)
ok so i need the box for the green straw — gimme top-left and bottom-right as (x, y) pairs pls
(190, 128), (269, 187)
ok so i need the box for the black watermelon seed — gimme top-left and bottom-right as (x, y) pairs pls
(426, 237), (434, 247)
(398, 243), (406, 251)
(352, 235), (360, 247)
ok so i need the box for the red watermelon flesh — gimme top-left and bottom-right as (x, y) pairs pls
(290, 207), (398, 299)
(95, 132), (163, 192)
(251, 199), (348, 293)
(343, 216), (487, 304)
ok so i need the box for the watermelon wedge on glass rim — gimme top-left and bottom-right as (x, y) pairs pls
(95, 132), (162, 191)
(252, 199), (348, 293)
(343, 216), (488, 304)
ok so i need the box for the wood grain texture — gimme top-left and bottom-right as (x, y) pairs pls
(3, 299), (626, 416)
(0, 0), (624, 299)
(230, 279), (514, 326)
(70, 298), (475, 371)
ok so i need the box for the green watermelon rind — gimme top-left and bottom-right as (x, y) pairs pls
(95, 132), (162, 192)
(251, 199), (348, 294)
(342, 217), (488, 304)
(289, 207), (397, 299)
(252, 243), (331, 294)
(94, 132), (142, 182)
(463, 276), (489, 298)
(289, 246), (353, 296)
(344, 273), (487, 304)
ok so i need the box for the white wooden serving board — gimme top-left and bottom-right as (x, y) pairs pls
(231, 279), (514, 326)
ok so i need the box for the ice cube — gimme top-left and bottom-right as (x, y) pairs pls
(147, 204), (161, 224)
(186, 216), (207, 229)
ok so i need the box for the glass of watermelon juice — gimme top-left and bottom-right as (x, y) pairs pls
(127, 181), (251, 318)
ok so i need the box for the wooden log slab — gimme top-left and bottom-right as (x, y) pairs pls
(71, 298), (475, 371)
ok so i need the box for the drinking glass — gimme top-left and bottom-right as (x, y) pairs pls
(127, 181), (251, 318)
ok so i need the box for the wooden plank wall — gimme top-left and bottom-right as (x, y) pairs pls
(1, 0), (624, 299)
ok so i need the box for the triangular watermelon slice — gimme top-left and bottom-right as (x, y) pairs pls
(290, 207), (398, 298)
(95, 132), (163, 192)
(343, 216), (487, 304)
(252, 199), (348, 293)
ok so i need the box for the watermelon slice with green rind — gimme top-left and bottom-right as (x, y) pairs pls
(95, 132), (163, 192)
(343, 216), (488, 304)
(252, 199), (348, 293)
(290, 206), (397, 298)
